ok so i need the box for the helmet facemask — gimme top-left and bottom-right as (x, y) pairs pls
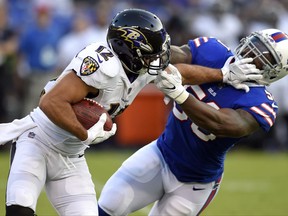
(235, 31), (286, 85)
(141, 35), (171, 75)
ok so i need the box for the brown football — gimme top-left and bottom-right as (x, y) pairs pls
(72, 98), (113, 131)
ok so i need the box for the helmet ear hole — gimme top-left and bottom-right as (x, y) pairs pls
(107, 8), (170, 75)
(116, 40), (123, 46)
(132, 59), (143, 71)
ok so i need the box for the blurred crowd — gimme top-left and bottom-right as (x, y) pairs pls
(1, 0), (288, 151)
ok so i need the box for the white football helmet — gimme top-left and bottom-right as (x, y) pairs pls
(235, 28), (288, 85)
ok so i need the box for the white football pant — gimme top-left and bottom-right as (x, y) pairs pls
(98, 141), (222, 216)
(6, 127), (98, 215)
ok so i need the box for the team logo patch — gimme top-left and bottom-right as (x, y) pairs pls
(80, 56), (99, 76)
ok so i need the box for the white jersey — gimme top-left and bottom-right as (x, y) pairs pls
(30, 42), (156, 155)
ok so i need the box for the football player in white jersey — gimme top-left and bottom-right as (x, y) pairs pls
(97, 29), (288, 216)
(4, 8), (170, 216)
(2, 8), (261, 216)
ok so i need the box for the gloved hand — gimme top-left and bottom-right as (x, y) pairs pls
(155, 64), (189, 104)
(221, 56), (263, 92)
(82, 113), (117, 145)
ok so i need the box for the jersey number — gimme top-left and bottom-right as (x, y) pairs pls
(173, 86), (219, 141)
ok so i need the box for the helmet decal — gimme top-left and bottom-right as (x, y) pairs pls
(270, 32), (288, 43)
(118, 27), (153, 53)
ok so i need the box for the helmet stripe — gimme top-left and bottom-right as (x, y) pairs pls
(271, 32), (288, 43)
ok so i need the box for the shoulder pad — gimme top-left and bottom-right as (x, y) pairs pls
(83, 43), (121, 78)
(99, 55), (121, 78)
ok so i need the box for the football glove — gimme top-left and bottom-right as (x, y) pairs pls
(156, 64), (189, 104)
(82, 113), (117, 145)
(221, 56), (263, 92)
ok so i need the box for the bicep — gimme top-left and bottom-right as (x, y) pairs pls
(215, 108), (260, 137)
(180, 95), (261, 138)
(42, 71), (98, 104)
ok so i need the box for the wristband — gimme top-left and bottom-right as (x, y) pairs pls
(175, 90), (189, 104)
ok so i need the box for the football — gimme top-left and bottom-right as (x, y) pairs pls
(72, 98), (113, 131)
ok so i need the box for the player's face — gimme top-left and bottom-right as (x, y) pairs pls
(254, 52), (276, 71)
(241, 37), (276, 70)
(142, 52), (169, 75)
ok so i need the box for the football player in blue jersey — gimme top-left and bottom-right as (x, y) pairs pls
(98, 28), (288, 216)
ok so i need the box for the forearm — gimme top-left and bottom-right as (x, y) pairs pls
(156, 60), (259, 138)
(179, 95), (257, 137)
(174, 64), (223, 85)
(39, 96), (88, 140)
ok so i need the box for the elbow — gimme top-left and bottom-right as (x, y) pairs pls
(39, 95), (55, 114)
(39, 96), (48, 111)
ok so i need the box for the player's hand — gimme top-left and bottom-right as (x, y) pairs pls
(221, 56), (263, 92)
(82, 113), (117, 145)
(155, 64), (189, 104)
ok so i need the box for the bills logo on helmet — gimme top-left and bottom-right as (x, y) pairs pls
(80, 56), (99, 76)
(118, 27), (153, 53)
(271, 32), (288, 43)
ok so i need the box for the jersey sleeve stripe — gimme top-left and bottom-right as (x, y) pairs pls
(261, 103), (276, 119)
(190, 85), (206, 100)
(193, 38), (201, 47)
(203, 37), (209, 42)
(193, 37), (209, 47)
(250, 106), (273, 127)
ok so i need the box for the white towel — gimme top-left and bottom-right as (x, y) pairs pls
(0, 115), (37, 145)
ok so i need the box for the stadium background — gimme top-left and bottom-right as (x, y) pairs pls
(0, 0), (287, 215)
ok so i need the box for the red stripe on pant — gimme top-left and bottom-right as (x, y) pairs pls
(196, 175), (222, 216)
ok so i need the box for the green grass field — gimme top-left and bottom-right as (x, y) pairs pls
(0, 148), (287, 216)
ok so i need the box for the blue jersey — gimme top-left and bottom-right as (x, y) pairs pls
(157, 37), (278, 183)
